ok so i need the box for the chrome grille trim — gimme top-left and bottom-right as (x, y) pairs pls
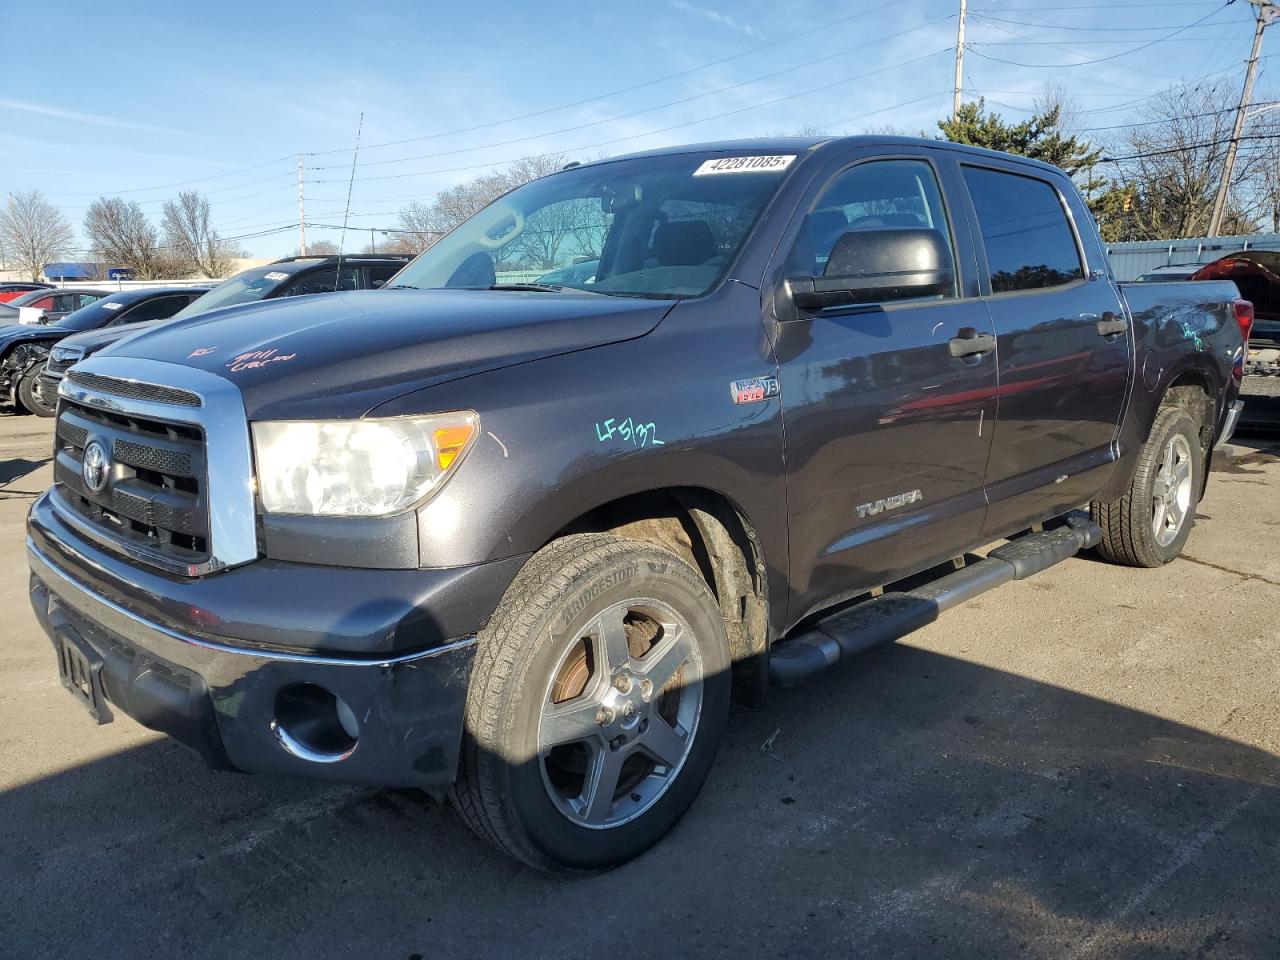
(65, 369), (202, 407)
(56, 357), (257, 575)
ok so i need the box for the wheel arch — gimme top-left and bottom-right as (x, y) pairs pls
(547, 486), (771, 707)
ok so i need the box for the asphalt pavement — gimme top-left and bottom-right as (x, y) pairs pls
(1, 410), (1278, 960)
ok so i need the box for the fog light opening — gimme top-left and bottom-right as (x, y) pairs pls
(271, 683), (359, 763)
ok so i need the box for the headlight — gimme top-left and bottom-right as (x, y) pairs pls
(251, 412), (478, 516)
(50, 346), (82, 365)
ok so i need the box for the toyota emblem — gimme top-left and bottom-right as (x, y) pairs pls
(82, 440), (110, 493)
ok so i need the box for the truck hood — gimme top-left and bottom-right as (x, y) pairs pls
(58, 319), (167, 356)
(0, 322), (60, 352)
(99, 288), (673, 419)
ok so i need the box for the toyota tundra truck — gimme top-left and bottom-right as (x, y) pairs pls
(26, 136), (1250, 872)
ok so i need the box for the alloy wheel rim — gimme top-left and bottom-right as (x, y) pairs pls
(1151, 433), (1193, 547)
(537, 598), (703, 830)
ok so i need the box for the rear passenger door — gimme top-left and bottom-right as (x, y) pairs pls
(960, 164), (1131, 537)
(774, 153), (997, 619)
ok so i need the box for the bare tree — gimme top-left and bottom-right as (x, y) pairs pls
(1113, 82), (1263, 239)
(393, 152), (570, 255)
(0, 190), (74, 280)
(161, 191), (230, 278)
(296, 239), (340, 256)
(84, 197), (162, 278)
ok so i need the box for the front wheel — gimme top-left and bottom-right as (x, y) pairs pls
(1091, 404), (1202, 567)
(17, 365), (56, 418)
(450, 533), (730, 872)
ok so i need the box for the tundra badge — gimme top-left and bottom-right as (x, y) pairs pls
(857, 489), (923, 519)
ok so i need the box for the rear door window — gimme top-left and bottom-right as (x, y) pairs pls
(962, 166), (1083, 293)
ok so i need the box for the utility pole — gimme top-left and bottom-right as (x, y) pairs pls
(1208, 0), (1275, 237)
(297, 155), (307, 256)
(370, 227), (376, 254)
(952, 0), (968, 121)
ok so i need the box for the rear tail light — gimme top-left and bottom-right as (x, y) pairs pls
(1234, 299), (1254, 346)
(1233, 299), (1254, 381)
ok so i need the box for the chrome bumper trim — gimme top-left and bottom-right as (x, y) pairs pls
(27, 536), (476, 671)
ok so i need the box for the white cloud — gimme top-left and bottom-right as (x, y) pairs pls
(0, 97), (204, 139)
(668, 0), (763, 39)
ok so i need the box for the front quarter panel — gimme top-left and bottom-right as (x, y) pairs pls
(369, 284), (790, 620)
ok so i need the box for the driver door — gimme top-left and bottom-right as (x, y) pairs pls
(773, 153), (997, 620)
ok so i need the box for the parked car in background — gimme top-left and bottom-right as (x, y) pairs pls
(1132, 264), (1202, 283)
(1181, 252), (1280, 430)
(38, 255), (413, 396)
(0, 288), (110, 326)
(0, 282), (52, 304)
(165, 254), (410, 323)
(2, 287), (208, 415)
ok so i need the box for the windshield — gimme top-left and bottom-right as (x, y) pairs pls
(170, 267), (291, 320)
(390, 151), (798, 299)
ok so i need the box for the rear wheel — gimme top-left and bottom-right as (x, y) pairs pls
(450, 533), (730, 872)
(18, 365), (55, 418)
(1091, 404), (1202, 567)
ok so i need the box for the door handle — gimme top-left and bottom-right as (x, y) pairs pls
(948, 330), (997, 358)
(1095, 312), (1128, 338)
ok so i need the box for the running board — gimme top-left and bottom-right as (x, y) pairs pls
(768, 517), (1102, 687)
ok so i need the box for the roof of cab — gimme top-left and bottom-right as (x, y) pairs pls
(575, 135), (1070, 178)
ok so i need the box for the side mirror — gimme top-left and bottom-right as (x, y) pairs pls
(783, 227), (954, 313)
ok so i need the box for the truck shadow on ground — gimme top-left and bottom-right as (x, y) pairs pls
(3, 645), (1277, 959)
(0, 455), (49, 486)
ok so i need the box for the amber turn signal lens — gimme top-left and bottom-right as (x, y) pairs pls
(435, 425), (475, 470)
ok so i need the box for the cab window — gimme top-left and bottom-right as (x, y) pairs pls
(961, 166), (1084, 293)
(786, 158), (958, 304)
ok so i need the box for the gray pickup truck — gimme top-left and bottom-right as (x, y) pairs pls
(26, 136), (1249, 872)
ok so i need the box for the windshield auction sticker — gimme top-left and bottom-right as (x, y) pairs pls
(693, 155), (796, 176)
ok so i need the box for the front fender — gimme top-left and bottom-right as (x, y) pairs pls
(370, 286), (790, 618)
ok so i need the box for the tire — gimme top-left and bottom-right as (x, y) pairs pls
(17, 365), (55, 418)
(450, 533), (731, 872)
(1091, 404), (1202, 567)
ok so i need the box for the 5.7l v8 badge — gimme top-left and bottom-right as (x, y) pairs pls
(730, 376), (780, 405)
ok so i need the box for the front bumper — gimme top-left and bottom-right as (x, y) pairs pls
(25, 494), (501, 788)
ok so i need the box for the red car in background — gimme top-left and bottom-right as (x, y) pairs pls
(1194, 252), (1280, 427)
(0, 282), (52, 304)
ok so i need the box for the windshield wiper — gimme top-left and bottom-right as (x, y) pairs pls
(486, 282), (598, 295)
(385, 283), (420, 290)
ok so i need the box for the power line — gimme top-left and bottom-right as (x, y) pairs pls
(306, 18), (957, 174)
(972, 11), (1243, 32)
(968, 4), (1233, 68)
(1100, 130), (1280, 161)
(310, 49), (953, 185)
(300, 0), (898, 160)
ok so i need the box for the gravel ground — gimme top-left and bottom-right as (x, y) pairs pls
(1, 410), (1278, 960)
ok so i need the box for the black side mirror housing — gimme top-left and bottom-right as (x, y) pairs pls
(784, 227), (954, 313)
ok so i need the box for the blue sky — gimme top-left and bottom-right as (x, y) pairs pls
(1, 0), (1274, 257)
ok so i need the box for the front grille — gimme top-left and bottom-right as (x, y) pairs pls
(53, 398), (211, 570)
(45, 349), (81, 377)
(65, 370), (202, 408)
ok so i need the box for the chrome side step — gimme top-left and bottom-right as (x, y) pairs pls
(768, 517), (1102, 687)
